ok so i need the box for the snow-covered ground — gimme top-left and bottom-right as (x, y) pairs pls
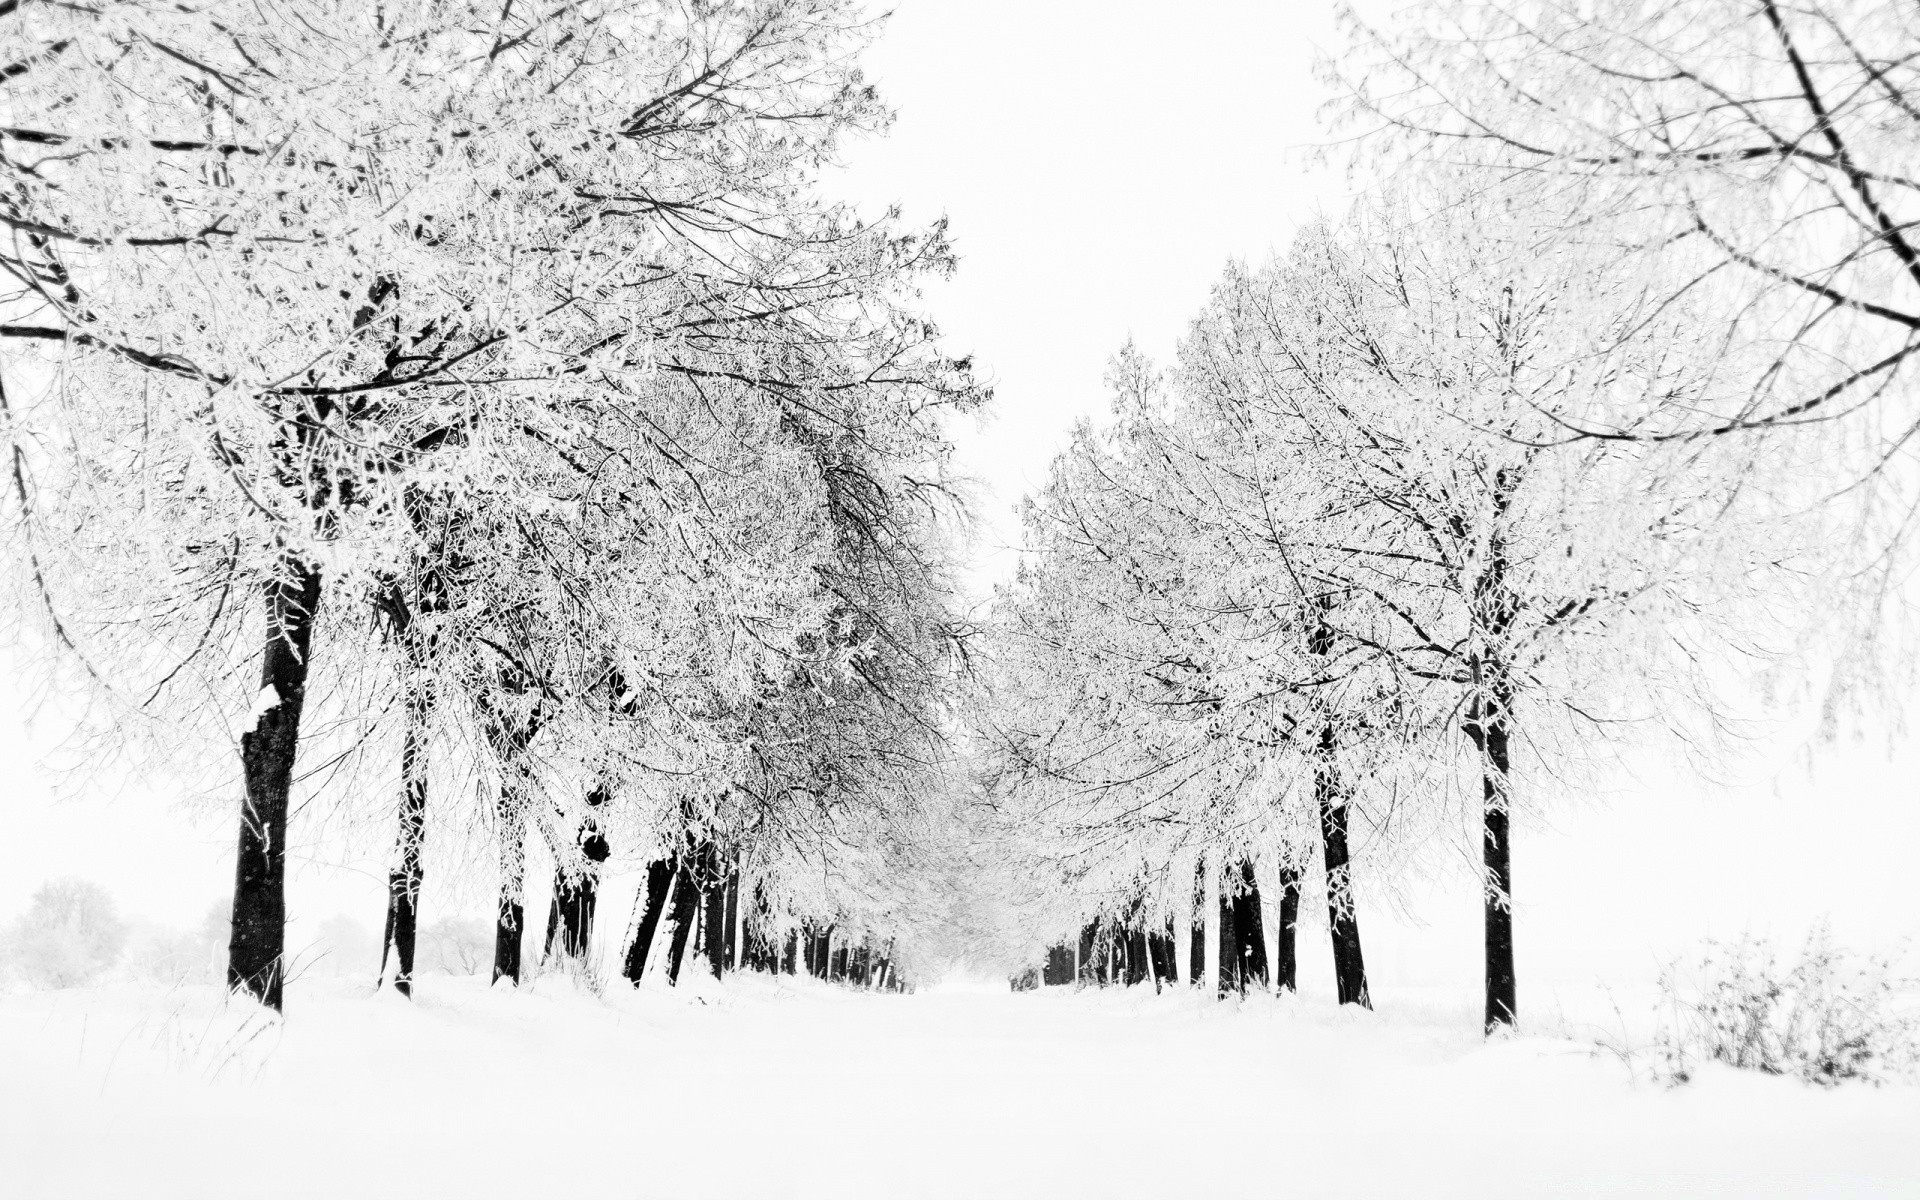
(4, 974), (1917, 1199)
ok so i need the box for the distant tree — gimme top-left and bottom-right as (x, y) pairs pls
(2, 879), (126, 990)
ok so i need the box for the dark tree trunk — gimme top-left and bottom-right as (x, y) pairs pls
(622, 859), (676, 984)
(491, 794), (527, 986)
(701, 862), (728, 981)
(1125, 927), (1149, 987)
(1044, 943), (1074, 986)
(1231, 858), (1268, 991)
(722, 867), (740, 971)
(810, 926), (833, 979)
(1217, 884), (1240, 996)
(228, 563), (322, 1012)
(1318, 727), (1371, 1008)
(1146, 924), (1175, 988)
(830, 943), (849, 982)
(1274, 860), (1302, 993)
(1475, 684), (1518, 1032)
(663, 854), (702, 984)
(546, 794), (612, 963)
(1077, 922), (1097, 984)
(783, 929), (799, 974)
(378, 677), (433, 998)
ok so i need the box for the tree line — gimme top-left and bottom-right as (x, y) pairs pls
(1, 0), (974, 1010)
(978, 0), (1914, 1033)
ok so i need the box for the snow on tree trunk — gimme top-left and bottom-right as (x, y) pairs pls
(546, 787), (611, 964)
(1202, 851), (1221, 998)
(1274, 860), (1302, 993)
(622, 859), (676, 984)
(1230, 858), (1267, 992)
(378, 677), (433, 997)
(663, 854), (702, 985)
(1317, 729), (1371, 1008)
(1172, 907), (1190, 987)
(228, 561), (321, 1012)
(491, 804), (527, 986)
(723, 867), (741, 971)
(1474, 679), (1519, 1032)
(701, 859), (728, 981)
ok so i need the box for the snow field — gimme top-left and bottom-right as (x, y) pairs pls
(3, 974), (1917, 1199)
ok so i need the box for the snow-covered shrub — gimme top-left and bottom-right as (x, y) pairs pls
(0, 879), (128, 989)
(1653, 928), (1918, 1087)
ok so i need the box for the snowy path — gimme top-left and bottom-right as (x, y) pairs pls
(4, 975), (1917, 1198)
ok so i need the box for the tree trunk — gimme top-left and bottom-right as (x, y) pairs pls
(723, 867), (740, 971)
(1202, 852), (1221, 997)
(228, 562), (322, 1012)
(1479, 686), (1517, 1032)
(701, 864), (728, 981)
(1218, 880), (1239, 995)
(1274, 860), (1302, 993)
(1172, 891), (1191, 987)
(1318, 729), (1371, 1008)
(1230, 858), (1268, 992)
(622, 859), (676, 984)
(1125, 926), (1149, 986)
(1044, 942), (1073, 986)
(491, 806), (526, 986)
(548, 830), (611, 963)
(378, 676), (433, 997)
(1146, 923), (1174, 989)
(808, 925), (833, 978)
(663, 854), (702, 984)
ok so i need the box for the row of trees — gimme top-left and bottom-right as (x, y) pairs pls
(1, 0), (974, 1010)
(980, 0), (1915, 1031)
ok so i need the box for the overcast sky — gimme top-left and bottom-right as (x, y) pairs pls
(2, 0), (1915, 996)
(829, 0), (1353, 595)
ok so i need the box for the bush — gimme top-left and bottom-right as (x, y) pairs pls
(418, 918), (491, 976)
(1, 879), (128, 990)
(1653, 927), (1918, 1087)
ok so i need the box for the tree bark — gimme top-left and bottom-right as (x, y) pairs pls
(663, 850), (702, 985)
(546, 788), (612, 964)
(1044, 942), (1073, 986)
(228, 561), (322, 1012)
(1476, 684), (1518, 1032)
(1230, 858), (1268, 992)
(1273, 860), (1302, 993)
(1146, 923), (1174, 989)
(1202, 852), (1221, 997)
(723, 866), (740, 971)
(1318, 728), (1371, 1008)
(1218, 879), (1239, 995)
(701, 859), (728, 981)
(378, 676), (433, 997)
(491, 803), (526, 986)
(1125, 926), (1150, 987)
(622, 859), (676, 984)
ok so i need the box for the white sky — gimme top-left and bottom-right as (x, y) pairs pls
(2, 0), (1915, 997)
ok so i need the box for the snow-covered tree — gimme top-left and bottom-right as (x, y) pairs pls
(0, 0), (983, 1010)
